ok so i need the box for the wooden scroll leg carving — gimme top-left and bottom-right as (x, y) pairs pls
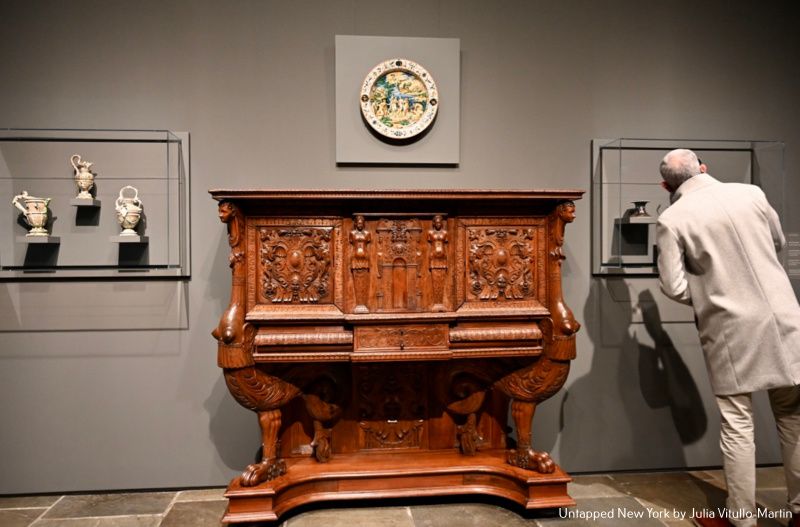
(241, 409), (286, 486)
(457, 412), (481, 456)
(303, 392), (342, 463)
(507, 399), (555, 474)
(450, 390), (486, 456)
(223, 366), (300, 487)
(439, 371), (487, 456)
(497, 319), (575, 473)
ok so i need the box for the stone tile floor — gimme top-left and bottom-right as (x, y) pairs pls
(0, 467), (792, 527)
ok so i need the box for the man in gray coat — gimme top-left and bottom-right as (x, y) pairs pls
(656, 148), (800, 527)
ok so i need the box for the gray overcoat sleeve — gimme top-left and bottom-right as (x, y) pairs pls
(758, 190), (786, 253)
(656, 221), (692, 305)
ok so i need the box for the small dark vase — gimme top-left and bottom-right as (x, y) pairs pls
(631, 200), (651, 218)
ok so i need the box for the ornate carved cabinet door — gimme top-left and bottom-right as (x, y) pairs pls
(456, 217), (548, 311)
(345, 215), (455, 314)
(247, 217), (345, 318)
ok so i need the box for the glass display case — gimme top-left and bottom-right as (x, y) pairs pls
(591, 138), (785, 276)
(0, 129), (190, 280)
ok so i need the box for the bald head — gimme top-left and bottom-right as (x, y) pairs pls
(660, 148), (700, 192)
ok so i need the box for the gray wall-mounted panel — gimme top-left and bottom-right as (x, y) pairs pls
(335, 35), (460, 164)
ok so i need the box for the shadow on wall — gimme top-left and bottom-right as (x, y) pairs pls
(205, 374), (261, 474)
(557, 278), (707, 472)
(637, 289), (707, 444)
(0, 283), (20, 331)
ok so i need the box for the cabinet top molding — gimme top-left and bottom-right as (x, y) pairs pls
(209, 188), (585, 202)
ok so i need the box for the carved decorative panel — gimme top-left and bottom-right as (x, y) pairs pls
(259, 227), (333, 304)
(355, 325), (448, 351)
(375, 219), (423, 312)
(467, 227), (537, 301)
(356, 363), (427, 450)
(360, 420), (424, 449)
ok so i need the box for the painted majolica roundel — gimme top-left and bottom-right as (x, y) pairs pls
(359, 58), (439, 140)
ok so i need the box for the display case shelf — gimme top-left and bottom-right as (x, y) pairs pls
(591, 138), (784, 276)
(0, 129), (190, 280)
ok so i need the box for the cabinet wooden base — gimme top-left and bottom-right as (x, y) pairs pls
(222, 449), (574, 524)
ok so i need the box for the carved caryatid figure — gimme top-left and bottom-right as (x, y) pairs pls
(349, 215), (371, 313)
(495, 200), (580, 473)
(212, 201), (246, 347)
(551, 201), (580, 336)
(427, 215), (448, 311)
(213, 201), (302, 486)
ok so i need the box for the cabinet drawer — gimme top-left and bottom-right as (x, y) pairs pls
(355, 324), (448, 351)
(449, 325), (541, 343)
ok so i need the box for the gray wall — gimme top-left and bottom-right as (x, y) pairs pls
(1, 0), (798, 494)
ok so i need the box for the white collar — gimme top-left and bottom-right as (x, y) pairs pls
(673, 173), (719, 202)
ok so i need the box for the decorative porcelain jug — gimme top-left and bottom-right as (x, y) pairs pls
(115, 186), (143, 235)
(12, 191), (51, 236)
(70, 154), (95, 200)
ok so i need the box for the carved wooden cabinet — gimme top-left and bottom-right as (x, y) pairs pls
(210, 189), (583, 523)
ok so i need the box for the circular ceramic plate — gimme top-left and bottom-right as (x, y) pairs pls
(360, 58), (438, 140)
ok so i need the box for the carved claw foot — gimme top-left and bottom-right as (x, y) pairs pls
(457, 426), (481, 455)
(239, 458), (287, 487)
(311, 422), (332, 463)
(507, 448), (555, 474)
(304, 384), (343, 464)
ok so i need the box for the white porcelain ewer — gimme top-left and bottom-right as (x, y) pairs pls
(70, 154), (95, 200)
(12, 191), (51, 236)
(115, 186), (143, 235)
